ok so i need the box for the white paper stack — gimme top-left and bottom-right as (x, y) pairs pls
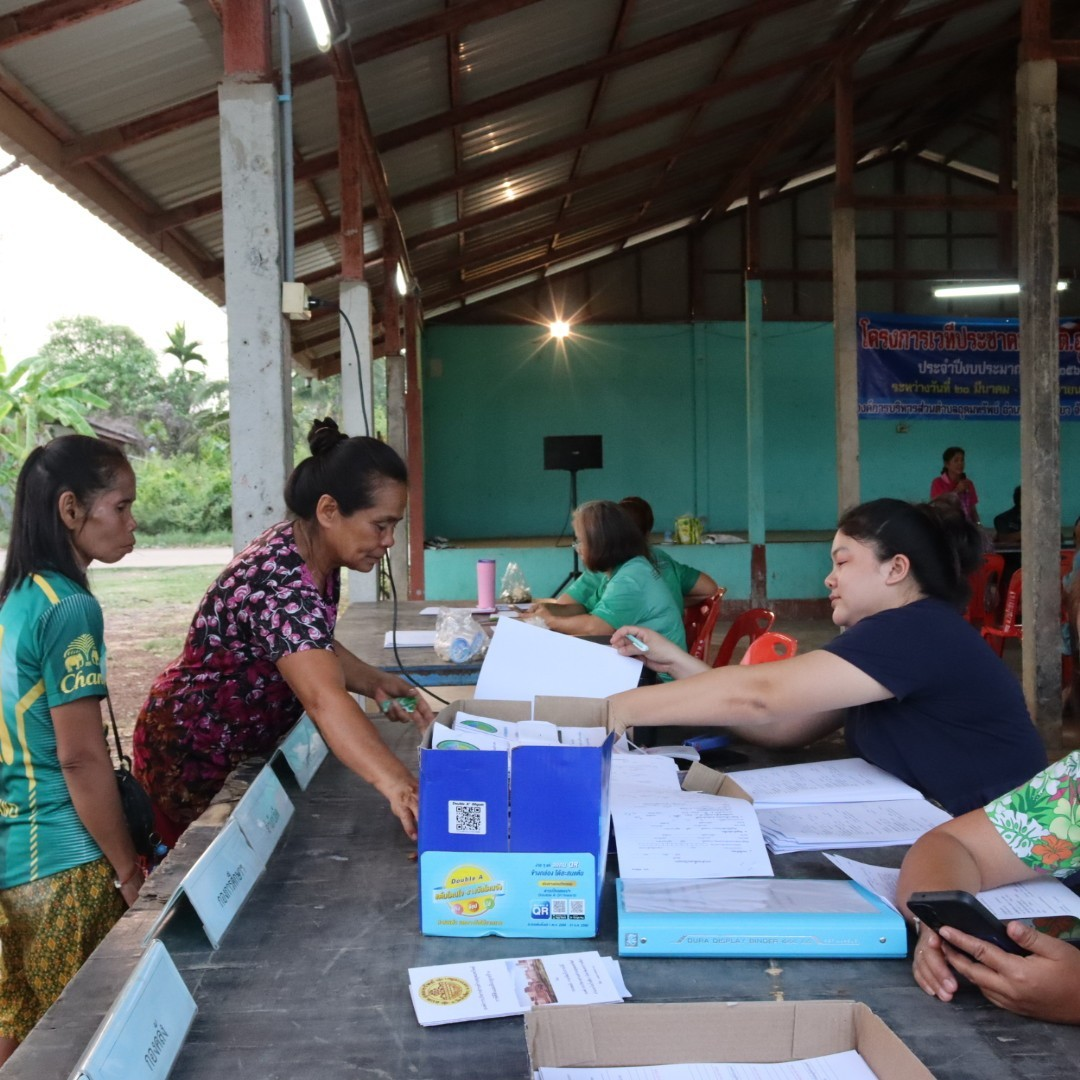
(756, 798), (952, 853)
(407, 950), (627, 1027)
(730, 758), (923, 807)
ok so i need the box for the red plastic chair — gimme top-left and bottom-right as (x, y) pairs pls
(982, 568), (1022, 657)
(713, 608), (775, 667)
(964, 552), (1005, 627)
(683, 588), (726, 662)
(739, 631), (799, 664)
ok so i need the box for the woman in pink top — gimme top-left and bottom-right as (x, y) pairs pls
(930, 446), (980, 524)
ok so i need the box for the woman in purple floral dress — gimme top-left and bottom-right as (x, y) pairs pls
(132, 420), (433, 848)
(898, 751), (1080, 1024)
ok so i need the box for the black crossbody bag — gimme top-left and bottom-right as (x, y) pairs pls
(105, 696), (160, 858)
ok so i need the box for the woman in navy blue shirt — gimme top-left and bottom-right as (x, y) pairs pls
(608, 498), (1045, 815)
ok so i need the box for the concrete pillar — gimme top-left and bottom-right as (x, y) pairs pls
(218, 80), (292, 549)
(404, 293), (426, 599)
(1017, 57), (1061, 752)
(339, 279), (376, 602)
(385, 267), (409, 600)
(691, 321), (709, 526)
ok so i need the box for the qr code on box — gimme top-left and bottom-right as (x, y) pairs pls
(448, 800), (486, 834)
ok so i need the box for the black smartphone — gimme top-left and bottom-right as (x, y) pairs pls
(907, 890), (1029, 957)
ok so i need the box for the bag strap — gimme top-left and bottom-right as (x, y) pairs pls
(104, 694), (132, 772)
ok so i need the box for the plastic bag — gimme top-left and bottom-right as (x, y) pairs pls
(434, 608), (488, 663)
(674, 514), (703, 545)
(499, 561), (532, 604)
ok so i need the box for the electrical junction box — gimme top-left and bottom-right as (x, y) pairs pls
(281, 282), (312, 320)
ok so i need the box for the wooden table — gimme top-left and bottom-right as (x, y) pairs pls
(12, 726), (1080, 1080)
(335, 599), (484, 685)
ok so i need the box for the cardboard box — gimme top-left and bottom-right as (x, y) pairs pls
(418, 697), (613, 938)
(526, 1001), (935, 1077)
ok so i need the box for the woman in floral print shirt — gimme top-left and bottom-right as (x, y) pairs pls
(133, 420), (434, 848)
(897, 751), (1080, 1023)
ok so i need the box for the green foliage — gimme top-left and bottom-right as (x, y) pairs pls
(37, 315), (166, 422)
(132, 450), (232, 536)
(0, 346), (109, 519)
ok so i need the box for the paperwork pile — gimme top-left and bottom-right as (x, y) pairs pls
(757, 798), (952, 853)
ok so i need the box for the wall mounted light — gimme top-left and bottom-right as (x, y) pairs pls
(395, 264), (408, 297)
(549, 320), (571, 339)
(933, 281), (1068, 298)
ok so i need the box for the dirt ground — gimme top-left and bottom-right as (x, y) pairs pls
(101, 602), (191, 746)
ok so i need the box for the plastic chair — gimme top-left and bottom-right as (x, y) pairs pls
(982, 568), (1022, 657)
(964, 552), (1005, 627)
(683, 587), (726, 662)
(739, 631), (799, 664)
(712, 608), (775, 668)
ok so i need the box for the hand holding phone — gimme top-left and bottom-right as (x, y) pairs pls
(907, 890), (1029, 957)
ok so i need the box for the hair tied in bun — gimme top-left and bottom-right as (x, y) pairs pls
(308, 417), (348, 456)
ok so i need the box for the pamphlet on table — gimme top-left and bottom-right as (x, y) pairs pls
(407, 950), (627, 1026)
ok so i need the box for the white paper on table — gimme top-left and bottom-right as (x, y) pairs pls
(383, 629), (437, 648)
(757, 799), (951, 852)
(613, 792), (773, 880)
(408, 950), (624, 1026)
(826, 853), (1080, 921)
(620, 877), (882, 916)
(535, 1048), (880, 1079)
(475, 617), (642, 705)
(609, 754), (683, 808)
(730, 758), (922, 806)
(823, 854), (902, 913)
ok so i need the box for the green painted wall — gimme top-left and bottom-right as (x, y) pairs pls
(421, 322), (1080, 540)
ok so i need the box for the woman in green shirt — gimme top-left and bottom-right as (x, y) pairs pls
(0, 435), (142, 1064)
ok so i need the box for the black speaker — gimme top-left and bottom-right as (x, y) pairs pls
(543, 435), (603, 472)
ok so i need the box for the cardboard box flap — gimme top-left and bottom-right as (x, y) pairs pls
(420, 699), (532, 748)
(526, 1002), (935, 1077)
(534, 696), (610, 729)
(683, 761), (753, 804)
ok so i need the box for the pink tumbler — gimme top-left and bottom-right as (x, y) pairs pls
(477, 559), (497, 611)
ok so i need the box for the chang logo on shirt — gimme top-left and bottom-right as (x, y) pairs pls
(60, 634), (103, 693)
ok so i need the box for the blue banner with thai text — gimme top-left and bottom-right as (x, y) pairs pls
(857, 312), (1080, 420)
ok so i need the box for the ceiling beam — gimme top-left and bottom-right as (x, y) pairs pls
(61, 0), (548, 165)
(0, 0), (141, 50)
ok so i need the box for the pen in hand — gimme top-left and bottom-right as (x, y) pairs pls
(625, 633), (649, 653)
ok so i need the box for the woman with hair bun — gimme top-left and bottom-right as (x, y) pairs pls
(608, 497), (1045, 815)
(133, 419), (434, 848)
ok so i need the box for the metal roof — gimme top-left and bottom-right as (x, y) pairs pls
(0, 0), (1078, 376)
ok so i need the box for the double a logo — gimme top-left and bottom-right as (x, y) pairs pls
(60, 634), (102, 694)
(530, 901), (551, 920)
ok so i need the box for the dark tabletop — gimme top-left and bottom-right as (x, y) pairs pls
(9, 724), (1080, 1080)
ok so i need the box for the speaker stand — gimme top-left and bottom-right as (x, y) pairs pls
(552, 467), (582, 596)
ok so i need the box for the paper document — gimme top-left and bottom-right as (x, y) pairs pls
(610, 754), (683, 807)
(614, 792), (773, 880)
(730, 758), (922, 806)
(756, 799), (951, 853)
(475, 617), (642, 703)
(826, 853), (1080, 921)
(383, 630), (436, 648)
(408, 950), (626, 1026)
(620, 877), (883, 916)
(536, 1048), (880, 1079)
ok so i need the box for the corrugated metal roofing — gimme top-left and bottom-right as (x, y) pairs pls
(0, 0), (1076, 374)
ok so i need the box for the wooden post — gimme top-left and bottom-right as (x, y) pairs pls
(744, 183), (766, 605)
(832, 67), (859, 519)
(404, 292), (426, 599)
(1017, 24), (1061, 751)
